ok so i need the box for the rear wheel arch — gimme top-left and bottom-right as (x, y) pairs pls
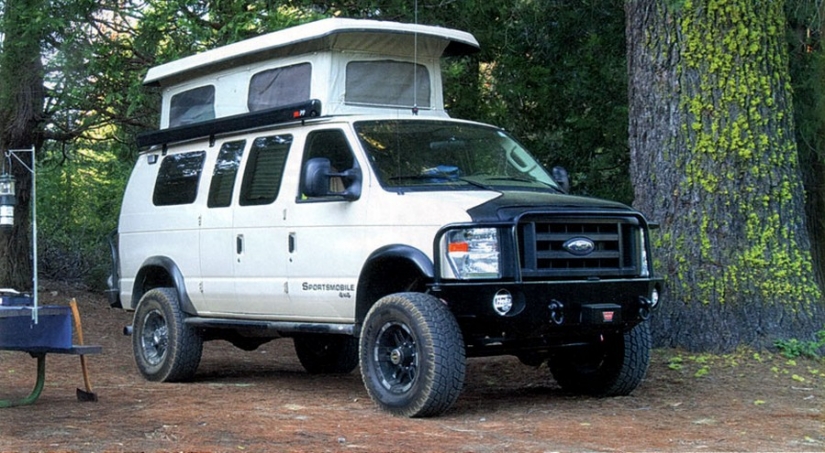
(131, 256), (196, 315)
(355, 245), (434, 325)
(132, 287), (203, 382)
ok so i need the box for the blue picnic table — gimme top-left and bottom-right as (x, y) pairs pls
(0, 345), (103, 407)
(0, 296), (102, 407)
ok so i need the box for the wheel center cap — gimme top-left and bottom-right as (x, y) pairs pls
(390, 348), (404, 365)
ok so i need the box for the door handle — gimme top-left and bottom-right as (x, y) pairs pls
(289, 232), (296, 253)
(236, 234), (244, 254)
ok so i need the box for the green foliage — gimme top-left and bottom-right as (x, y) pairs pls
(774, 328), (825, 360)
(311, 0), (632, 203)
(37, 138), (131, 288)
(461, 0), (632, 203)
(667, 353), (714, 377)
(785, 1), (825, 287)
(667, 355), (684, 370)
(26, 0), (327, 288)
(666, 347), (825, 388)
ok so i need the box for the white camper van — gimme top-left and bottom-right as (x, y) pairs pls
(109, 18), (663, 417)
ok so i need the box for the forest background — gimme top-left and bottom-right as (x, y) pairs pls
(1, 0), (824, 354)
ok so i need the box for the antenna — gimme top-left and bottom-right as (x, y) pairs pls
(412, 0), (419, 115)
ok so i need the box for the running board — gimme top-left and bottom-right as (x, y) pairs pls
(183, 317), (355, 336)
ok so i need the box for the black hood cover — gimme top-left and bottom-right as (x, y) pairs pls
(466, 191), (636, 222)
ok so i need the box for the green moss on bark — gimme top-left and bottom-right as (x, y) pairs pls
(671, 0), (820, 310)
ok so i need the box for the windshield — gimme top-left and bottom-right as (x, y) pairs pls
(354, 120), (561, 192)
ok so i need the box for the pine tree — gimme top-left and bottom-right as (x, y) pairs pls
(626, 0), (825, 350)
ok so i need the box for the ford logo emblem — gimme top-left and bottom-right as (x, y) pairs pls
(563, 237), (596, 256)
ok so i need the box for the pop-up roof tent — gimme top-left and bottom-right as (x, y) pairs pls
(144, 18), (480, 130)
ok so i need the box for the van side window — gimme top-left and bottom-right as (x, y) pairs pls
(239, 135), (293, 206)
(207, 140), (246, 208)
(345, 61), (430, 108)
(248, 63), (311, 112)
(169, 85), (215, 127)
(153, 151), (206, 206)
(301, 129), (355, 197)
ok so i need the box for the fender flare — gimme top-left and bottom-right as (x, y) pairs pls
(355, 244), (434, 323)
(132, 256), (197, 315)
(362, 244), (434, 279)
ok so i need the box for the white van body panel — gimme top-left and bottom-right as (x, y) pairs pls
(285, 188), (499, 322)
(118, 114), (501, 320)
(118, 147), (204, 310)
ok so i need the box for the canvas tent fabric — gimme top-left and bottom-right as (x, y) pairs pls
(144, 18), (479, 87)
(149, 18), (480, 129)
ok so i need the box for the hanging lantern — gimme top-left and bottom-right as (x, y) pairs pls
(0, 173), (16, 230)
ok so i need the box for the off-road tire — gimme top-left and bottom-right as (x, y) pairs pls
(132, 287), (203, 382)
(360, 292), (465, 418)
(550, 320), (651, 396)
(294, 334), (359, 374)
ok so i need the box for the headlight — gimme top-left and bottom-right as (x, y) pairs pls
(441, 228), (500, 279)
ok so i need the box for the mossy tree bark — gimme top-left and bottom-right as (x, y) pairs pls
(0, 0), (47, 290)
(626, 0), (825, 351)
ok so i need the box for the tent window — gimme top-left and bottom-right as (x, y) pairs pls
(169, 86), (215, 127)
(248, 63), (312, 112)
(345, 61), (430, 108)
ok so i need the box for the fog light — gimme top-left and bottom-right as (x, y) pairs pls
(651, 288), (660, 308)
(492, 289), (513, 316)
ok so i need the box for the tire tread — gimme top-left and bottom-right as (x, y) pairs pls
(133, 287), (203, 382)
(360, 292), (465, 417)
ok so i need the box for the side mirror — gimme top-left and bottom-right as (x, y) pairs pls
(551, 166), (570, 193)
(302, 157), (362, 201)
(339, 166), (362, 201)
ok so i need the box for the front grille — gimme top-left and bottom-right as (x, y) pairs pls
(518, 217), (641, 279)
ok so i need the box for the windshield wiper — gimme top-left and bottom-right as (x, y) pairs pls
(482, 176), (564, 192)
(389, 174), (441, 181)
(388, 174), (496, 191)
(459, 177), (496, 190)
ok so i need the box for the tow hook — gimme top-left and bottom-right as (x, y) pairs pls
(548, 300), (564, 325)
(638, 296), (653, 320)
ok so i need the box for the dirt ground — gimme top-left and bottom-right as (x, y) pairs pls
(1, 282), (823, 452)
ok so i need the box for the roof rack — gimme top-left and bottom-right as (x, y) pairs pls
(137, 99), (322, 150)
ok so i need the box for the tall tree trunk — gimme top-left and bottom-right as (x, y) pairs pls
(0, 0), (46, 290)
(626, 0), (825, 351)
